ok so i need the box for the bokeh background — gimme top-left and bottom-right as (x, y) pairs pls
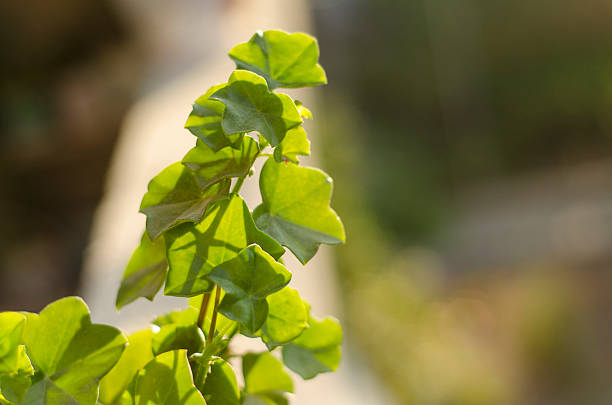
(3, 0), (612, 404)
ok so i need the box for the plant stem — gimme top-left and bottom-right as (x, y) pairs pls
(231, 175), (246, 194)
(197, 292), (211, 330)
(208, 285), (222, 340)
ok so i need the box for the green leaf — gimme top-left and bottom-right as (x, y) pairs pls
(99, 329), (155, 405)
(140, 162), (231, 240)
(182, 136), (260, 190)
(253, 158), (345, 264)
(21, 297), (126, 405)
(243, 352), (293, 395)
(116, 232), (168, 310)
(228, 30), (327, 90)
(164, 195), (284, 297)
(294, 100), (312, 120)
(152, 324), (204, 356)
(242, 393), (288, 405)
(201, 357), (239, 405)
(185, 84), (243, 152)
(273, 126), (310, 164)
(127, 350), (206, 405)
(0, 313), (33, 405)
(281, 315), (342, 380)
(210, 70), (302, 147)
(261, 287), (308, 349)
(208, 245), (292, 332)
(153, 307), (199, 327)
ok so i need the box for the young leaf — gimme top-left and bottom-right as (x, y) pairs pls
(228, 30), (327, 90)
(281, 315), (342, 380)
(273, 126), (310, 164)
(261, 287), (308, 349)
(253, 158), (345, 264)
(243, 352), (293, 395)
(210, 70), (302, 147)
(208, 245), (291, 332)
(201, 357), (240, 405)
(116, 232), (168, 309)
(0, 312), (33, 404)
(164, 195), (284, 297)
(182, 136), (260, 190)
(126, 350), (206, 405)
(140, 162), (231, 239)
(294, 100), (312, 120)
(21, 297), (126, 405)
(152, 324), (204, 356)
(185, 84), (243, 152)
(99, 329), (155, 405)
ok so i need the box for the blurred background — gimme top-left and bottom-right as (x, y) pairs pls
(2, 0), (612, 404)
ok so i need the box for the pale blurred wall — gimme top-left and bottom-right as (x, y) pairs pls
(80, 1), (395, 404)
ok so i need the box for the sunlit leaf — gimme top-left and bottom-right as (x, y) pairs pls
(185, 84), (243, 152)
(21, 297), (126, 405)
(210, 70), (302, 147)
(254, 158), (345, 264)
(99, 329), (154, 405)
(140, 162), (231, 239)
(243, 352), (293, 395)
(183, 136), (259, 190)
(0, 312), (33, 404)
(164, 195), (284, 297)
(152, 324), (204, 356)
(281, 314), (342, 380)
(273, 126), (310, 164)
(294, 100), (312, 120)
(208, 245), (291, 332)
(201, 357), (239, 405)
(229, 30), (327, 90)
(116, 232), (168, 309)
(261, 287), (308, 349)
(126, 350), (206, 405)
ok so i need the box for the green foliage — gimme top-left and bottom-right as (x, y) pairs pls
(0, 30), (344, 405)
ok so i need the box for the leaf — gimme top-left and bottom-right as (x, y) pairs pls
(99, 329), (155, 405)
(127, 350), (206, 405)
(21, 297), (126, 405)
(140, 162), (231, 239)
(261, 287), (308, 349)
(152, 324), (204, 356)
(273, 126), (310, 164)
(182, 136), (260, 190)
(208, 245), (292, 332)
(116, 232), (168, 310)
(243, 352), (293, 395)
(153, 307), (199, 327)
(184, 84), (243, 152)
(253, 158), (345, 264)
(0, 313), (33, 405)
(281, 315), (342, 380)
(164, 195), (284, 297)
(210, 70), (302, 147)
(228, 30), (327, 90)
(294, 100), (312, 120)
(188, 295), (235, 340)
(201, 357), (239, 405)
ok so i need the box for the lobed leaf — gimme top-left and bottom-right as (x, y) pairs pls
(294, 100), (312, 120)
(261, 287), (308, 349)
(243, 352), (293, 395)
(208, 245), (291, 332)
(182, 136), (259, 190)
(125, 350), (206, 405)
(210, 70), (302, 147)
(0, 312), (33, 404)
(116, 232), (168, 310)
(273, 126), (310, 164)
(21, 297), (126, 405)
(152, 324), (204, 356)
(164, 194), (284, 297)
(185, 84), (243, 152)
(281, 314), (342, 380)
(254, 158), (345, 264)
(229, 30), (327, 90)
(140, 162), (231, 240)
(201, 357), (240, 405)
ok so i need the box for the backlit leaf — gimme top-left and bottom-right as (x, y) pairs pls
(152, 324), (204, 356)
(201, 357), (239, 405)
(140, 162), (231, 239)
(261, 287), (308, 349)
(116, 232), (168, 309)
(243, 352), (293, 395)
(210, 70), (302, 147)
(208, 245), (291, 332)
(164, 195), (284, 297)
(254, 158), (345, 264)
(182, 136), (259, 190)
(0, 312), (33, 404)
(273, 126), (310, 164)
(229, 30), (327, 90)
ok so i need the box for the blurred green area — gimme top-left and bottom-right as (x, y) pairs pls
(316, 0), (612, 403)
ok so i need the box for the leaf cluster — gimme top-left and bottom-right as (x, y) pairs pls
(0, 30), (345, 405)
